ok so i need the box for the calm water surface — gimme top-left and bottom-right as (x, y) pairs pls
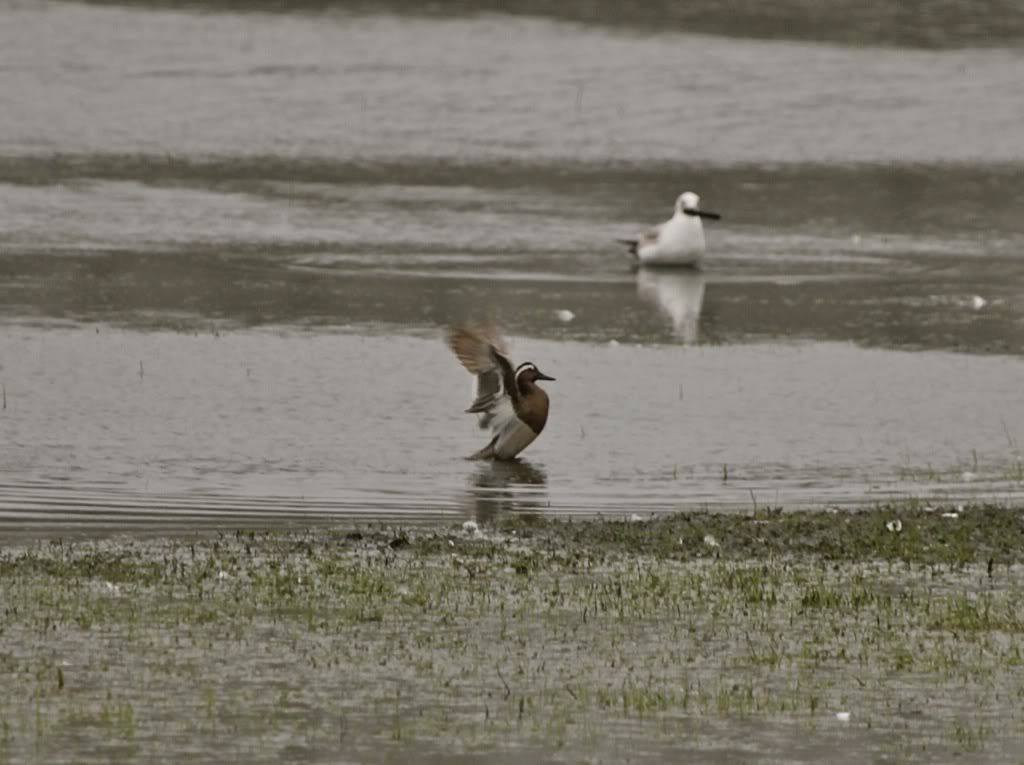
(0, 0), (1023, 533)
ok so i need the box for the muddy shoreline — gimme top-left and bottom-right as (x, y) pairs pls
(3, 504), (1024, 763)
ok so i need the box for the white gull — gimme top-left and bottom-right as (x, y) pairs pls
(617, 191), (721, 268)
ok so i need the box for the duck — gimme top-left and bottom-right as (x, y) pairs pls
(447, 326), (555, 460)
(617, 191), (721, 268)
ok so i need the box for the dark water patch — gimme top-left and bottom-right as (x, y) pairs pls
(0, 249), (1021, 354)
(0, 482), (454, 538)
(7, 155), (1018, 354)
(4, 155), (1024, 239)
(64, 0), (1024, 49)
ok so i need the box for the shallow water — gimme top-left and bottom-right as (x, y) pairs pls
(1, 327), (1022, 532)
(4, 3), (1024, 163)
(1, 1), (1023, 532)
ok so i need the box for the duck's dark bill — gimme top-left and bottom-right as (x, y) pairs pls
(536, 372), (556, 381)
(683, 208), (721, 220)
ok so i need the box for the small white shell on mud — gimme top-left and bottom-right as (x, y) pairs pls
(836, 711), (851, 722)
(102, 581), (121, 596)
(971, 295), (987, 310)
(941, 512), (959, 519)
(885, 519), (902, 534)
(628, 513), (642, 523)
(703, 534), (719, 548)
(555, 309), (575, 322)
(217, 570), (230, 580)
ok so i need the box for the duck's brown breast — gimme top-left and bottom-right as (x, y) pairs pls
(516, 386), (549, 435)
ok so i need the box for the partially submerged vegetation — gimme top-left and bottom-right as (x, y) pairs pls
(3, 503), (1024, 763)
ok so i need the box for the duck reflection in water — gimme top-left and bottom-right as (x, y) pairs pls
(464, 459), (548, 524)
(635, 268), (706, 344)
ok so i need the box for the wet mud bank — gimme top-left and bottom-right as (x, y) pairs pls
(3, 503), (1024, 763)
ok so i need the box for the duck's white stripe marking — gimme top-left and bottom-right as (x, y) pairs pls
(514, 362), (537, 385)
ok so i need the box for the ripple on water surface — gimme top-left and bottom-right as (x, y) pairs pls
(0, 328), (1022, 534)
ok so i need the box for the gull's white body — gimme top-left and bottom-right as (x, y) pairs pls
(623, 191), (715, 268)
(637, 212), (707, 266)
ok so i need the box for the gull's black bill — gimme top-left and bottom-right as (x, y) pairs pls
(683, 208), (721, 220)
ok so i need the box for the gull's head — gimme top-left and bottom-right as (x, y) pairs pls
(675, 191), (721, 221)
(676, 191), (700, 214)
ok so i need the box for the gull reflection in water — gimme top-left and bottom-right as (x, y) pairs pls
(636, 268), (706, 343)
(464, 459), (548, 523)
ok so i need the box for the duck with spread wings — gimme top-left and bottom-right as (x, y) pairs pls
(447, 326), (555, 460)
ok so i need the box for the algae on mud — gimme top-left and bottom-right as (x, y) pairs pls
(3, 505), (1024, 764)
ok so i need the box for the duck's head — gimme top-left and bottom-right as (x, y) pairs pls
(515, 362), (555, 386)
(675, 191), (721, 220)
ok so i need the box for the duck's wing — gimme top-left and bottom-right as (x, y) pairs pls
(447, 324), (510, 379)
(447, 326), (518, 431)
